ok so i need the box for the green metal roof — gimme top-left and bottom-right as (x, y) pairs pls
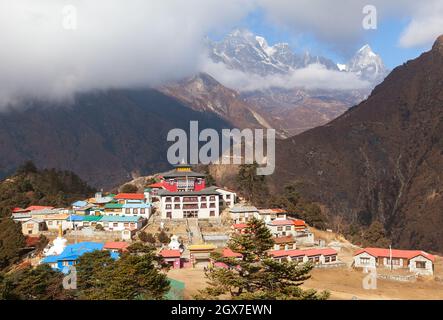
(82, 215), (103, 222)
(105, 203), (123, 209)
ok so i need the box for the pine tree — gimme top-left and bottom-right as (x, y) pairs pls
(196, 218), (329, 300)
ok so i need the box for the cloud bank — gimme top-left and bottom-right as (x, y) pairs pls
(0, 0), (252, 107)
(201, 59), (370, 92)
(0, 0), (441, 107)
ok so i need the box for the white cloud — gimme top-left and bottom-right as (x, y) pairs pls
(0, 0), (252, 107)
(399, 1), (443, 48)
(256, 0), (441, 52)
(201, 58), (370, 92)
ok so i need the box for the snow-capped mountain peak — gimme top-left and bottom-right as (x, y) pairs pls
(347, 44), (388, 83)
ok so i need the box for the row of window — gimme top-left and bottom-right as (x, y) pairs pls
(277, 226), (293, 231)
(165, 211), (217, 218)
(359, 257), (427, 269)
(165, 196), (216, 203)
(165, 203), (216, 210)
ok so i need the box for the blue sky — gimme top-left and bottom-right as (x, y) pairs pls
(211, 7), (433, 69)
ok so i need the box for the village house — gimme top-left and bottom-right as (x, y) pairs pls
(146, 183), (164, 200)
(103, 241), (129, 253)
(266, 219), (303, 237)
(229, 205), (258, 223)
(42, 214), (70, 230)
(213, 187), (237, 208)
(353, 248), (435, 276)
(88, 192), (114, 208)
(122, 203), (151, 218)
(114, 193), (147, 205)
(254, 209), (287, 222)
(41, 242), (118, 272)
(98, 216), (143, 231)
(72, 200), (88, 210)
(273, 236), (297, 251)
(266, 218), (315, 245)
(231, 223), (248, 234)
(104, 203), (124, 215)
(159, 249), (182, 269)
(270, 248), (339, 266)
(21, 218), (46, 235)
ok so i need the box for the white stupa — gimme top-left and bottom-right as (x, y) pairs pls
(44, 225), (67, 256)
(168, 235), (181, 251)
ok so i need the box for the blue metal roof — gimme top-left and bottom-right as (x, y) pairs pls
(100, 216), (142, 222)
(72, 200), (88, 207)
(41, 242), (105, 264)
(66, 215), (85, 221)
(122, 203), (151, 209)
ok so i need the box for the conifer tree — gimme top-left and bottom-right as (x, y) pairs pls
(197, 218), (329, 300)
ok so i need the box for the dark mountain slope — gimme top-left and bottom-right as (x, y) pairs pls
(273, 36), (443, 252)
(0, 89), (231, 188)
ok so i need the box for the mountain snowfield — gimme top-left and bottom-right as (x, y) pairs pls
(204, 29), (388, 91)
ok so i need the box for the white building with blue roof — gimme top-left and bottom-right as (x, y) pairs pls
(41, 242), (119, 273)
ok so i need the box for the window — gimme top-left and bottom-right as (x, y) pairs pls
(201, 203), (207, 209)
(226, 194), (231, 199)
(416, 261), (426, 269)
(210, 211), (215, 217)
(285, 226), (291, 231)
(83, 222), (89, 227)
(226, 202), (231, 206)
(210, 196), (216, 201)
(124, 223), (129, 227)
(167, 212), (172, 219)
(277, 227), (283, 231)
(201, 196), (207, 201)
(359, 257), (370, 265)
(126, 208), (130, 214)
(314, 256), (320, 263)
(113, 223), (118, 227)
(209, 203), (216, 208)
(165, 197), (172, 203)
(174, 204), (180, 209)
(63, 261), (70, 267)
(325, 256), (330, 263)
(331, 256), (336, 262)
(26, 224), (33, 229)
(140, 208), (145, 214)
(166, 204), (172, 209)
(174, 197), (180, 202)
(104, 222), (109, 227)
(390, 258), (400, 266)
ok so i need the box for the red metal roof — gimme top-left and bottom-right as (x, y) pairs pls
(114, 193), (145, 200)
(148, 182), (164, 188)
(25, 205), (54, 211)
(270, 248), (337, 258)
(273, 236), (296, 244)
(104, 242), (129, 250)
(25, 236), (40, 247)
(222, 248), (243, 258)
(355, 248), (435, 262)
(12, 207), (27, 213)
(232, 223), (248, 229)
(269, 219), (306, 227)
(160, 249), (181, 258)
